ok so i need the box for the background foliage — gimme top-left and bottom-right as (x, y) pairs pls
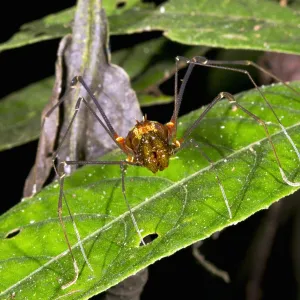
(0, 0), (300, 299)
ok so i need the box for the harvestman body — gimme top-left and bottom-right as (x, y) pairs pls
(43, 55), (300, 289)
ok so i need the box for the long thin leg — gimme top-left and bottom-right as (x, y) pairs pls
(72, 76), (119, 139)
(172, 56), (300, 186)
(169, 58), (196, 141)
(190, 56), (300, 124)
(174, 55), (300, 126)
(47, 97), (124, 163)
(51, 96), (131, 168)
(52, 93), (140, 282)
(179, 91), (300, 187)
(50, 97), (83, 177)
(58, 161), (145, 289)
(57, 159), (144, 288)
(44, 93), (115, 288)
(120, 163), (146, 246)
(199, 58), (300, 96)
(66, 159), (145, 244)
(180, 56), (300, 164)
(42, 81), (133, 288)
(185, 138), (232, 218)
(71, 76), (134, 155)
(57, 162), (85, 290)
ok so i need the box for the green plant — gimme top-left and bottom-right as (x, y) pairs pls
(0, 1), (300, 299)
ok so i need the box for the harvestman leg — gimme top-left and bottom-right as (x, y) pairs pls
(65, 159), (143, 241)
(189, 56), (300, 168)
(43, 78), (144, 289)
(42, 96), (93, 289)
(57, 159), (142, 289)
(167, 59), (233, 217)
(173, 55), (300, 123)
(172, 56), (300, 186)
(70, 78), (145, 244)
(190, 89), (300, 184)
(196, 58), (300, 95)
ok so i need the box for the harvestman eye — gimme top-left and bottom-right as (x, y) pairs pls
(42, 55), (300, 289)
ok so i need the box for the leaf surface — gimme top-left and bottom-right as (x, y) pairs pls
(110, 0), (300, 54)
(1, 82), (300, 299)
(1, 0), (300, 54)
(0, 78), (53, 151)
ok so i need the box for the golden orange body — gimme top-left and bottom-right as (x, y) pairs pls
(124, 119), (176, 173)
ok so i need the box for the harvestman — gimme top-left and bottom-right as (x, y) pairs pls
(43, 55), (300, 289)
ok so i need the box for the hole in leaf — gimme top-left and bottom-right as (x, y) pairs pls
(139, 233), (159, 246)
(116, 1), (126, 8)
(5, 228), (21, 239)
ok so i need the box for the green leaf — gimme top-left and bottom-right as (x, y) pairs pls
(113, 37), (209, 106)
(112, 37), (168, 80)
(0, 8), (74, 53)
(0, 78), (53, 151)
(1, 0), (300, 54)
(137, 93), (173, 107)
(110, 0), (300, 54)
(1, 82), (300, 299)
(0, 1), (152, 53)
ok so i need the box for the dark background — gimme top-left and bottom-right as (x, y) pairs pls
(0, 1), (299, 299)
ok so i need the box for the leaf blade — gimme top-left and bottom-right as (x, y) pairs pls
(0, 82), (300, 299)
(1, 0), (300, 54)
(0, 78), (53, 151)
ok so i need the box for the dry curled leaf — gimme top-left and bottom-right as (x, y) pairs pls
(24, 0), (142, 197)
